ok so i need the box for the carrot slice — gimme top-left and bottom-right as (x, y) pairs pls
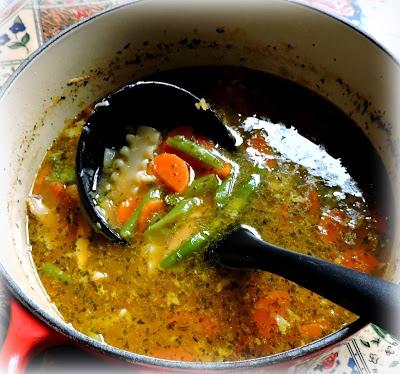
(318, 209), (346, 244)
(153, 153), (189, 193)
(341, 248), (379, 273)
(215, 162), (232, 179)
(279, 204), (289, 225)
(49, 181), (65, 195)
(299, 322), (329, 339)
(200, 317), (219, 336)
(48, 181), (66, 200)
(308, 188), (321, 217)
(32, 162), (52, 195)
(248, 132), (277, 169)
(252, 291), (290, 337)
(137, 198), (166, 233)
(117, 197), (139, 225)
(248, 132), (272, 154)
(266, 158), (277, 169)
(255, 290), (290, 314)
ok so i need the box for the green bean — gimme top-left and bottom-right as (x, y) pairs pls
(48, 150), (76, 185)
(160, 228), (217, 269)
(120, 188), (161, 239)
(166, 136), (225, 169)
(48, 167), (76, 185)
(185, 174), (219, 197)
(40, 262), (71, 284)
(223, 174), (260, 220)
(144, 197), (201, 236)
(164, 194), (183, 206)
(161, 174), (261, 268)
(215, 167), (239, 208)
(164, 175), (218, 206)
(147, 210), (164, 227)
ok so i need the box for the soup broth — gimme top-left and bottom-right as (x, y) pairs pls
(28, 66), (391, 362)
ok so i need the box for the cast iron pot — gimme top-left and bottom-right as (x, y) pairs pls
(0, 0), (399, 372)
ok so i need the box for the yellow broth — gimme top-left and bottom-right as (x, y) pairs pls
(28, 66), (390, 362)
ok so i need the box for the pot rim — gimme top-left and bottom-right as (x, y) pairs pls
(0, 0), (396, 370)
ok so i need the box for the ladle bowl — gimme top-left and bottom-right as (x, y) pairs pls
(76, 81), (236, 242)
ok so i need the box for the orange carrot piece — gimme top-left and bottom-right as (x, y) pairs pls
(32, 162), (52, 195)
(318, 209), (346, 244)
(266, 158), (277, 169)
(235, 335), (250, 353)
(308, 188), (321, 217)
(153, 153), (189, 193)
(299, 322), (328, 339)
(45, 181), (80, 210)
(117, 197), (139, 225)
(341, 248), (379, 273)
(252, 308), (275, 337)
(200, 317), (219, 336)
(248, 132), (272, 154)
(255, 290), (291, 314)
(248, 132), (277, 169)
(48, 181), (66, 200)
(137, 198), (166, 233)
(279, 204), (289, 225)
(215, 162), (232, 179)
(253, 290), (291, 337)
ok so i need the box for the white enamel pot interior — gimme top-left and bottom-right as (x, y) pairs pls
(0, 0), (399, 371)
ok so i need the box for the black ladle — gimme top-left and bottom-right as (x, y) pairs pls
(76, 81), (400, 337)
(76, 81), (237, 243)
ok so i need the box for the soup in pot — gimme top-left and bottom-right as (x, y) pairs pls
(27, 66), (391, 362)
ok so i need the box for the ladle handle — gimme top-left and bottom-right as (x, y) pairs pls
(213, 227), (400, 337)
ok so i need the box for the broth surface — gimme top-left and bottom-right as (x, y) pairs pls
(28, 66), (391, 361)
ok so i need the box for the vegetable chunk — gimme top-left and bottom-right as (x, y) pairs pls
(153, 153), (190, 193)
(166, 136), (231, 178)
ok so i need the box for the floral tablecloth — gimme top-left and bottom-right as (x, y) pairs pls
(0, 0), (399, 372)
